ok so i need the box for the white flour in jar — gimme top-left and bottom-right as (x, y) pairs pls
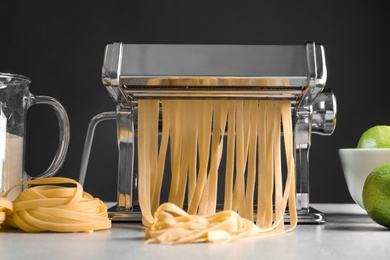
(1, 133), (24, 201)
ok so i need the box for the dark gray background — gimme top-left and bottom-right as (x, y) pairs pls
(1, 1), (388, 203)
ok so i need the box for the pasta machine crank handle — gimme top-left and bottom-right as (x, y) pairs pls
(295, 88), (336, 214)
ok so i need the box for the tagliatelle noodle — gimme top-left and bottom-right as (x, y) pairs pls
(256, 101), (267, 227)
(206, 100), (228, 215)
(152, 100), (170, 213)
(244, 100), (259, 221)
(0, 177), (111, 232)
(167, 100), (181, 205)
(223, 101), (236, 211)
(232, 100), (246, 215)
(149, 100), (160, 214)
(137, 99), (297, 244)
(188, 100), (213, 215)
(186, 100), (199, 206)
(138, 100), (156, 225)
(265, 101), (276, 227)
(176, 101), (190, 208)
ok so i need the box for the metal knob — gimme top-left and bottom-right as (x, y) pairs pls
(311, 88), (337, 135)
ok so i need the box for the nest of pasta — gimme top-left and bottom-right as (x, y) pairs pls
(0, 177), (111, 233)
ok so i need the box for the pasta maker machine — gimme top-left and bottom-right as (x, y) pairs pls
(79, 42), (336, 224)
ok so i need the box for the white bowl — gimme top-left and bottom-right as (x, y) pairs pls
(339, 148), (390, 209)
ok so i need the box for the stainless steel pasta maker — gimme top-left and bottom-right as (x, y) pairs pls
(79, 42), (337, 224)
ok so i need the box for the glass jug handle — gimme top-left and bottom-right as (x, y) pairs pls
(29, 95), (70, 179)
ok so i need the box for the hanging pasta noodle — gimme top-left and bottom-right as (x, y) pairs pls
(137, 98), (297, 244)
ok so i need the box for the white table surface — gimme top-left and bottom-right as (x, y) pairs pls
(1, 203), (389, 260)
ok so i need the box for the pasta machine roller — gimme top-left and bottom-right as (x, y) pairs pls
(79, 42), (337, 223)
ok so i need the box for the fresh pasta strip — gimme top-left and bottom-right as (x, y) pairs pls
(138, 99), (297, 244)
(189, 100), (213, 215)
(138, 100), (155, 226)
(0, 177), (111, 232)
(223, 101), (236, 211)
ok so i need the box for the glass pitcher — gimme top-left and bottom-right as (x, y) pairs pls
(0, 72), (70, 200)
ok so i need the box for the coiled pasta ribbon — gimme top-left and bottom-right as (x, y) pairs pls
(0, 177), (111, 232)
